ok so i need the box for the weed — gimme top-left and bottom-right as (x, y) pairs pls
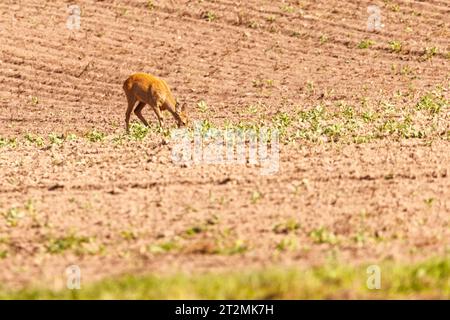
(196, 100), (209, 113)
(273, 219), (300, 234)
(48, 133), (64, 145)
(148, 241), (180, 254)
(310, 227), (338, 245)
(389, 40), (402, 53)
(319, 34), (329, 45)
(2, 208), (25, 227)
(85, 130), (106, 142)
(185, 226), (204, 236)
(129, 123), (149, 140)
(276, 236), (299, 251)
(250, 190), (262, 204)
(416, 93), (446, 114)
(421, 47), (438, 61)
(281, 5), (295, 13)
(46, 234), (93, 255)
(358, 39), (375, 49)
(201, 11), (216, 22)
(120, 230), (138, 241)
(24, 134), (45, 147)
(30, 96), (39, 106)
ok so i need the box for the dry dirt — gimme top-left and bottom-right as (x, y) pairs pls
(0, 0), (449, 289)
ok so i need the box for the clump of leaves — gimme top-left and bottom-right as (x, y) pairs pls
(201, 11), (216, 22)
(148, 240), (180, 254)
(2, 208), (26, 227)
(24, 134), (45, 147)
(358, 39), (375, 49)
(273, 219), (300, 234)
(281, 5), (294, 13)
(416, 92), (446, 114)
(250, 190), (262, 204)
(389, 40), (402, 53)
(310, 227), (338, 245)
(196, 100), (209, 113)
(0, 137), (17, 148)
(420, 47), (438, 61)
(120, 230), (138, 241)
(218, 239), (248, 255)
(85, 130), (105, 142)
(185, 226), (204, 236)
(276, 236), (299, 252)
(48, 133), (64, 145)
(130, 123), (149, 140)
(319, 34), (329, 45)
(30, 96), (39, 106)
(46, 234), (93, 254)
(146, 0), (154, 10)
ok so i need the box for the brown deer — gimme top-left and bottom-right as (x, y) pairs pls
(123, 73), (188, 132)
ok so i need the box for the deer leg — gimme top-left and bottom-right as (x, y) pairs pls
(134, 102), (149, 127)
(125, 95), (137, 133)
(153, 101), (165, 128)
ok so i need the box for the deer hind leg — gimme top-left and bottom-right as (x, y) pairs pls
(134, 102), (149, 127)
(125, 94), (137, 133)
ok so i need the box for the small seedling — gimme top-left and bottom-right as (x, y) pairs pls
(358, 39), (375, 49)
(319, 34), (329, 44)
(85, 129), (105, 142)
(310, 227), (338, 245)
(421, 47), (438, 61)
(48, 133), (64, 145)
(197, 100), (209, 113)
(202, 11), (216, 22)
(389, 40), (402, 53)
(30, 96), (39, 106)
(273, 219), (300, 234)
(250, 190), (262, 204)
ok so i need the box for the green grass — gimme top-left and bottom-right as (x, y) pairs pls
(1, 257), (448, 299)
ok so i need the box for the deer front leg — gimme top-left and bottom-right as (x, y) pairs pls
(153, 102), (165, 128)
(125, 98), (136, 133)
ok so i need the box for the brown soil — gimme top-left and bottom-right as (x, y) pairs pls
(0, 0), (449, 289)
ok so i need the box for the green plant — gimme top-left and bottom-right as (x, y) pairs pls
(421, 47), (438, 61)
(276, 236), (299, 252)
(319, 34), (329, 44)
(148, 241), (180, 254)
(281, 5), (294, 13)
(310, 227), (338, 245)
(273, 219), (300, 234)
(46, 234), (92, 254)
(416, 93), (445, 114)
(85, 130), (105, 142)
(185, 226), (204, 236)
(358, 39), (375, 49)
(24, 134), (45, 147)
(30, 96), (39, 106)
(202, 11), (216, 22)
(389, 40), (402, 53)
(2, 208), (25, 227)
(48, 133), (64, 145)
(130, 123), (149, 140)
(196, 100), (209, 113)
(120, 230), (138, 241)
(250, 190), (262, 204)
